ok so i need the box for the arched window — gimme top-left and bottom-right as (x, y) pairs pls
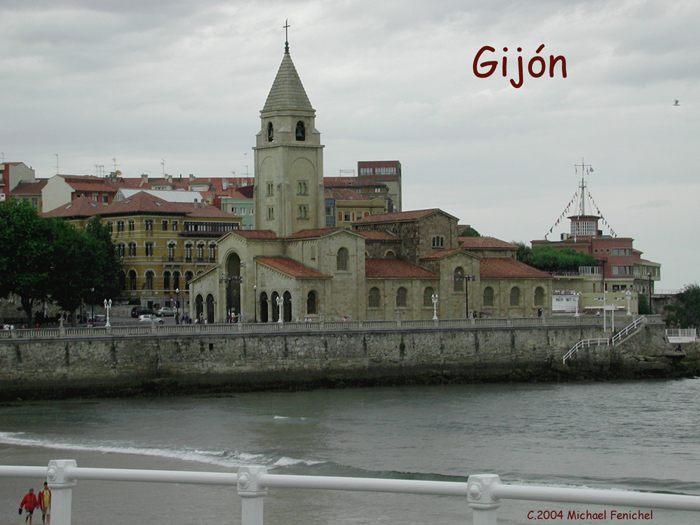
(195, 295), (204, 321)
(163, 271), (171, 290)
(117, 244), (125, 258)
(185, 270), (194, 289)
(454, 267), (464, 292)
(145, 271), (154, 290)
(296, 120), (305, 141)
(510, 287), (521, 306)
(483, 286), (494, 307)
(173, 271), (180, 291)
(260, 292), (269, 323)
(168, 243), (175, 260)
(271, 291), (280, 322)
(385, 250), (395, 258)
(423, 287), (435, 307)
(307, 291), (317, 315)
(534, 287), (545, 306)
(206, 294), (215, 323)
(396, 287), (408, 308)
(128, 242), (136, 257)
(283, 291), (292, 322)
(337, 247), (349, 271)
(128, 270), (137, 290)
(267, 122), (274, 142)
(368, 287), (381, 308)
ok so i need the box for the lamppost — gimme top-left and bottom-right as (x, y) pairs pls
(175, 288), (180, 324)
(647, 272), (653, 315)
(603, 288), (607, 332)
(574, 292), (580, 317)
(90, 288), (95, 322)
(456, 272), (477, 318)
(103, 299), (112, 327)
(431, 294), (439, 320)
(276, 295), (284, 323)
(253, 285), (257, 323)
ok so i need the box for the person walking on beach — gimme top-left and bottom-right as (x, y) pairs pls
(38, 482), (51, 524)
(19, 488), (39, 525)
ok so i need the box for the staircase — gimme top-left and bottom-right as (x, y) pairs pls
(562, 316), (647, 364)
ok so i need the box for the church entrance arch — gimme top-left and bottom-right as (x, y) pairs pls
(195, 295), (203, 321)
(225, 252), (242, 321)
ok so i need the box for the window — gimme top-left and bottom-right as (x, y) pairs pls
(337, 247), (349, 271)
(267, 182), (274, 196)
(307, 291), (317, 314)
(343, 213), (351, 222)
(483, 287), (494, 307)
(297, 205), (308, 219)
(128, 220), (135, 232)
(185, 270), (194, 289)
(296, 120), (305, 141)
(168, 243), (175, 260)
(534, 287), (545, 306)
(102, 195), (108, 204)
(297, 181), (308, 195)
(145, 242), (154, 256)
(432, 236), (445, 248)
(163, 271), (171, 290)
(128, 270), (137, 290)
(145, 271), (154, 290)
(510, 287), (521, 306)
(106, 222), (113, 234)
(145, 220), (153, 231)
(326, 206), (334, 216)
(423, 287), (435, 307)
(117, 244), (125, 258)
(454, 268), (464, 292)
(128, 243), (136, 257)
(173, 272), (180, 291)
(117, 221), (125, 232)
(208, 244), (216, 262)
(172, 220), (178, 231)
(396, 287), (408, 308)
(185, 244), (192, 261)
(368, 287), (381, 308)
(267, 206), (274, 220)
(267, 122), (274, 142)
(197, 244), (204, 261)
(161, 220), (168, 231)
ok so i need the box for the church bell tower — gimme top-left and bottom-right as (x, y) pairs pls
(253, 32), (325, 237)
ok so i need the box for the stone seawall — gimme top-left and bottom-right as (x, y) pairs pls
(0, 324), (697, 400)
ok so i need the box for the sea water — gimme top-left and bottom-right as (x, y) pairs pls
(1, 379), (699, 524)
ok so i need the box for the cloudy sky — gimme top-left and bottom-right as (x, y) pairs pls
(1, 0), (698, 289)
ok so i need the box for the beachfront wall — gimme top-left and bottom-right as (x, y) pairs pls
(0, 321), (693, 399)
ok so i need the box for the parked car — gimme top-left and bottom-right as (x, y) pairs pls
(155, 307), (176, 317)
(138, 314), (164, 324)
(131, 306), (155, 318)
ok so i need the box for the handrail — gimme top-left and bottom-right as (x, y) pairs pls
(563, 315), (649, 364)
(2, 461), (699, 524)
(562, 337), (609, 364)
(611, 315), (647, 345)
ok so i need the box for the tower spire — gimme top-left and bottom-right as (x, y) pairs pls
(284, 19), (290, 54)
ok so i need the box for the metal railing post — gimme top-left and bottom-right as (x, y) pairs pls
(47, 459), (77, 525)
(238, 465), (268, 525)
(468, 474), (501, 525)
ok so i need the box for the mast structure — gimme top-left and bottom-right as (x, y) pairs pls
(574, 158), (592, 216)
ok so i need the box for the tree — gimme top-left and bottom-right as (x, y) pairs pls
(513, 242), (533, 266)
(460, 226), (481, 237)
(528, 246), (598, 273)
(0, 200), (54, 325)
(665, 284), (700, 328)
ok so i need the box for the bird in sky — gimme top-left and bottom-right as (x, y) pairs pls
(673, 100), (680, 106)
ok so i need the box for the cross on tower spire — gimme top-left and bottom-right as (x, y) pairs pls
(284, 19), (290, 54)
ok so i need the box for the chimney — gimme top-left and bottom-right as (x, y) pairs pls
(167, 174), (172, 183)
(140, 173), (149, 186)
(222, 179), (229, 190)
(189, 174), (195, 181)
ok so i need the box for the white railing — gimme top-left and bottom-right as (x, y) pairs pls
(611, 315), (647, 345)
(0, 315), (615, 340)
(3, 461), (700, 525)
(666, 328), (698, 343)
(562, 337), (609, 364)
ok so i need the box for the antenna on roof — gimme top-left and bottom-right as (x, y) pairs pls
(161, 159), (166, 176)
(112, 157), (118, 174)
(54, 153), (59, 175)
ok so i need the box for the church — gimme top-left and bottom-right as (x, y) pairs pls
(188, 42), (552, 323)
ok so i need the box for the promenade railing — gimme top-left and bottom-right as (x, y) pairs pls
(2, 460), (699, 525)
(0, 315), (664, 341)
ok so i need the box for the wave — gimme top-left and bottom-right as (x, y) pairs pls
(0, 432), (321, 470)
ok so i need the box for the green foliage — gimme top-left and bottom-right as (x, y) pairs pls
(665, 284), (700, 328)
(637, 294), (650, 315)
(529, 245), (598, 273)
(0, 203), (123, 325)
(460, 226), (480, 237)
(513, 242), (533, 266)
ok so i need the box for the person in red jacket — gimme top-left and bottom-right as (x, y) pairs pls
(19, 488), (39, 525)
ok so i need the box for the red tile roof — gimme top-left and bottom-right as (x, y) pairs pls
(324, 188), (371, 201)
(365, 259), (438, 279)
(287, 228), (342, 239)
(256, 257), (332, 279)
(231, 230), (278, 240)
(459, 237), (518, 249)
(99, 191), (240, 220)
(354, 230), (398, 241)
(420, 248), (466, 260)
(353, 208), (442, 224)
(11, 179), (48, 195)
(324, 177), (386, 188)
(480, 258), (552, 279)
(43, 196), (108, 218)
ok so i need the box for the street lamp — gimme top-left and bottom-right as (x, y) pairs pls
(103, 299), (112, 327)
(253, 285), (257, 323)
(456, 272), (477, 319)
(175, 288), (180, 324)
(431, 294), (439, 320)
(574, 292), (580, 317)
(647, 272), (653, 315)
(276, 295), (284, 323)
(625, 290), (632, 316)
